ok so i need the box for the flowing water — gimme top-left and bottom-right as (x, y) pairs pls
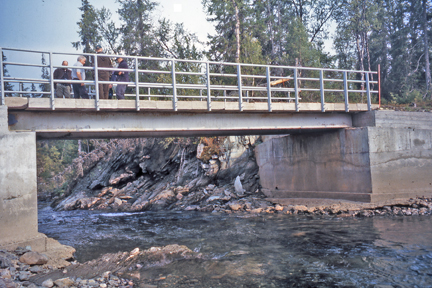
(38, 203), (432, 287)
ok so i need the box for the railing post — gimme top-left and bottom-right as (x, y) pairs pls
(49, 52), (55, 110)
(294, 67), (299, 112)
(94, 54), (100, 111)
(0, 47), (4, 105)
(366, 71), (371, 111)
(237, 64), (243, 111)
(135, 57), (140, 111)
(171, 60), (177, 111)
(206, 62), (211, 111)
(266, 66), (272, 112)
(378, 64), (381, 108)
(343, 71), (349, 112)
(148, 87), (150, 100)
(320, 69), (325, 112)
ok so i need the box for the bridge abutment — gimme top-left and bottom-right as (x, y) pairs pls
(0, 106), (47, 251)
(256, 111), (432, 203)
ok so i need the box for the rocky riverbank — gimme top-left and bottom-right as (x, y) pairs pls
(39, 136), (432, 218)
(1, 243), (206, 288)
(3, 196), (432, 288)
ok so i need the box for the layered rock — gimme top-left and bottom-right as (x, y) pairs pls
(48, 137), (264, 212)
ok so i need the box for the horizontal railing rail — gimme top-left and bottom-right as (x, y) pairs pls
(0, 47), (380, 112)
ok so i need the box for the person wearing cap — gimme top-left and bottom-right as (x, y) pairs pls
(53, 61), (72, 98)
(111, 56), (129, 100)
(95, 45), (113, 99)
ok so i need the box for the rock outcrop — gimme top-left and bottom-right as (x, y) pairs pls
(48, 137), (265, 212)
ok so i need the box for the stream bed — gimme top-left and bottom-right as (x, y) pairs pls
(38, 203), (432, 287)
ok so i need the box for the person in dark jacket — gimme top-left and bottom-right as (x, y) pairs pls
(95, 45), (112, 99)
(111, 56), (129, 100)
(53, 61), (72, 98)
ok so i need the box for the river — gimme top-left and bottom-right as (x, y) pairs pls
(38, 203), (432, 287)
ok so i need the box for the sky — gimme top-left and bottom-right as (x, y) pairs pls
(0, 0), (215, 53)
(0, 0), (217, 86)
(0, 0), (334, 87)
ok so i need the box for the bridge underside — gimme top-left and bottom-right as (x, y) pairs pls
(6, 98), (360, 139)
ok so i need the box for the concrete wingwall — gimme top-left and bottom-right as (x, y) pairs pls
(256, 111), (432, 203)
(0, 106), (46, 251)
(368, 127), (432, 202)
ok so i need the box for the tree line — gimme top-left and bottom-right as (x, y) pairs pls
(72, 0), (431, 103)
(2, 0), (430, 103)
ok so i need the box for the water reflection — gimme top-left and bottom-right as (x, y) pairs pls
(38, 204), (432, 287)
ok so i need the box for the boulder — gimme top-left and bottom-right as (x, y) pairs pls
(228, 201), (243, 211)
(53, 277), (75, 288)
(19, 252), (48, 265)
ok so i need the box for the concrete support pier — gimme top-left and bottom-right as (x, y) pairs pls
(0, 106), (47, 251)
(255, 111), (432, 203)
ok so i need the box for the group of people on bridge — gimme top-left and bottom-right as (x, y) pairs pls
(53, 45), (129, 100)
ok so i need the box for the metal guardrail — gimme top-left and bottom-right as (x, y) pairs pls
(0, 47), (380, 112)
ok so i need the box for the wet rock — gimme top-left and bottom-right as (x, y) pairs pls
(419, 207), (428, 215)
(251, 208), (263, 213)
(293, 205), (308, 213)
(403, 209), (412, 216)
(383, 206), (392, 212)
(19, 252), (48, 265)
(185, 205), (199, 211)
(228, 201), (243, 211)
(274, 204), (284, 212)
(113, 197), (123, 206)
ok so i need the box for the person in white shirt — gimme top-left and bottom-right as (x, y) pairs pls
(72, 55), (89, 99)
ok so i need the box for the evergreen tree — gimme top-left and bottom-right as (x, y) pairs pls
(30, 83), (37, 98)
(117, 0), (159, 57)
(2, 52), (14, 94)
(72, 0), (102, 53)
(202, 0), (252, 63)
(39, 53), (50, 96)
(95, 7), (121, 54)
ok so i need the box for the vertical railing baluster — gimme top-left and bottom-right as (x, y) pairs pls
(294, 68), (299, 112)
(148, 87), (150, 100)
(266, 66), (272, 112)
(94, 54), (99, 111)
(49, 52), (55, 110)
(135, 57), (140, 111)
(366, 72), (371, 111)
(237, 64), (243, 111)
(1, 48), (5, 105)
(206, 62), (211, 111)
(320, 69), (325, 112)
(171, 59), (177, 111)
(343, 71), (349, 112)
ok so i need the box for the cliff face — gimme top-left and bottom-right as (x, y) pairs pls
(50, 136), (270, 212)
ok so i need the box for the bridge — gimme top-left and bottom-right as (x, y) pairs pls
(2, 47), (431, 252)
(2, 47), (380, 138)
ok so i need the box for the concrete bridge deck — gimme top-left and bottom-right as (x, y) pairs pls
(6, 97), (379, 139)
